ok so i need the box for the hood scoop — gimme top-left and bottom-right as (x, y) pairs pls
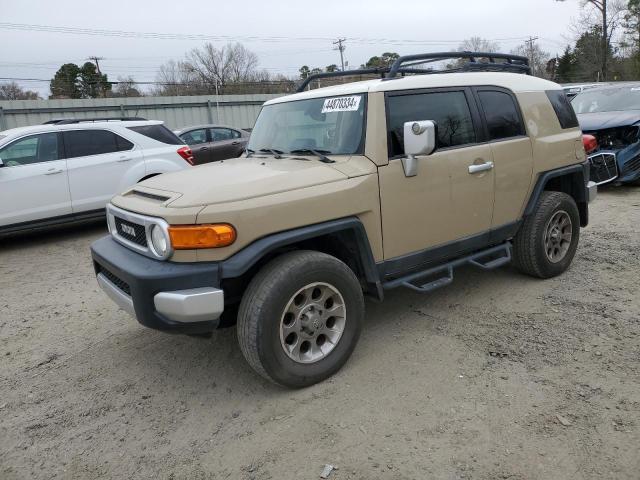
(128, 189), (171, 202)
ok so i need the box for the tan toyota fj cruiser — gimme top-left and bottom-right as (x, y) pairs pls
(91, 52), (597, 387)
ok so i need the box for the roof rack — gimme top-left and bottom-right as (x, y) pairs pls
(43, 117), (147, 125)
(295, 51), (530, 92)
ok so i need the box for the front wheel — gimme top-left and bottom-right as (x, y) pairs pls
(237, 250), (364, 388)
(512, 191), (580, 278)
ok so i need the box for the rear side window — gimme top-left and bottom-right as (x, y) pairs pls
(116, 135), (134, 151)
(477, 90), (526, 141)
(64, 130), (123, 158)
(210, 128), (237, 142)
(387, 91), (476, 156)
(128, 125), (182, 145)
(546, 90), (579, 129)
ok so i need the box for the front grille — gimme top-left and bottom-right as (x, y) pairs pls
(588, 153), (618, 185)
(98, 267), (131, 296)
(113, 216), (147, 247)
(622, 155), (640, 176)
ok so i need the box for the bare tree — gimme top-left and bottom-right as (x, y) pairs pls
(183, 42), (261, 88)
(511, 42), (551, 78)
(0, 82), (40, 100)
(457, 37), (500, 53)
(111, 76), (142, 97)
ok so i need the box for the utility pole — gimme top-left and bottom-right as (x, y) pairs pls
(524, 37), (539, 76)
(333, 38), (346, 71)
(87, 56), (106, 97)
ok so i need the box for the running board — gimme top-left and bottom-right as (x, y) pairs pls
(383, 242), (512, 294)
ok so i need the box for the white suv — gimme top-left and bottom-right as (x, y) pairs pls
(0, 118), (194, 235)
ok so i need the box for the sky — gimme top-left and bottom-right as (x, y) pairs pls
(0, 0), (585, 97)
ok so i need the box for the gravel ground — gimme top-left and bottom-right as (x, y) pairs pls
(1, 187), (639, 480)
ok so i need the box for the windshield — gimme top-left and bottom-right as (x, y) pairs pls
(248, 94), (366, 155)
(572, 86), (640, 113)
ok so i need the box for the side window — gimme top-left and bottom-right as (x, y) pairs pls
(115, 134), (134, 152)
(477, 90), (526, 141)
(0, 133), (59, 166)
(546, 90), (579, 129)
(63, 130), (119, 158)
(210, 128), (234, 142)
(387, 91), (476, 157)
(180, 129), (207, 145)
(231, 129), (241, 139)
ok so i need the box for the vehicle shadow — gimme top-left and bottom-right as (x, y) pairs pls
(0, 220), (107, 251)
(99, 262), (532, 397)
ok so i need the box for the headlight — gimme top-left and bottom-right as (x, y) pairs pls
(150, 224), (169, 257)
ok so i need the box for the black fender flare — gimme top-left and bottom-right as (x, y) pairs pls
(523, 161), (589, 226)
(219, 217), (382, 295)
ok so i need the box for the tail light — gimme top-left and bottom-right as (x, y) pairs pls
(582, 134), (598, 155)
(177, 146), (194, 165)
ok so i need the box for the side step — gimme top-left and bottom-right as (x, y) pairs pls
(383, 242), (512, 294)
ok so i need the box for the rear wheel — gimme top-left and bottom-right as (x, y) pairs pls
(237, 250), (364, 388)
(513, 191), (580, 278)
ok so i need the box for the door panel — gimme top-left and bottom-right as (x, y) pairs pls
(210, 128), (240, 161)
(448, 144), (495, 239)
(378, 154), (452, 259)
(0, 160), (71, 226)
(489, 138), (533, 227)
(379, 144), (495, 260)
(380, 88), (495, 262)
(64, 129), (144, 212)
(0, 132), (71, 226)
(179, 128), (211, 165)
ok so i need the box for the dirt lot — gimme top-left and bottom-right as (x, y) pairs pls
(1, 187), (639, 480)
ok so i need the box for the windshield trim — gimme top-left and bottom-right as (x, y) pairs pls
(249, 93), (368, 156)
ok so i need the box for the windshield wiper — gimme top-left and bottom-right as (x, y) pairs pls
(289, 148), (335, 163)
(258, 148), (284, 159)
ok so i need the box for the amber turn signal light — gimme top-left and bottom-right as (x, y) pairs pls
(168, 224), (236, 249)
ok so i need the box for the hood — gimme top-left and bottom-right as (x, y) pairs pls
(140, 155), (349, 208)
(577, 110), (640, 131)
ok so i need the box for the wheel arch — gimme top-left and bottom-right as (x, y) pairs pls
(523, 162), (589, 227)
(219, 217), (383, 302)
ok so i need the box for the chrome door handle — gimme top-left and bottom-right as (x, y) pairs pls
(44, 168), (63, 175)
(468, 161), (494, 174)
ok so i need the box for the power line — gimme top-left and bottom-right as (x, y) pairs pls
(0, 22), (533, 46)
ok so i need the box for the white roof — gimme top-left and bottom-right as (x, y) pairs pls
(0, 119), (162, 137)
(265, 72), (561, 105)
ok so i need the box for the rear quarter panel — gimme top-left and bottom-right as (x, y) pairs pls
(515, 91), (584, 214)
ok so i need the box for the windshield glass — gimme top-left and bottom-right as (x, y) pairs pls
(572, 86), (640, 113)
(248, 94), (366, 155)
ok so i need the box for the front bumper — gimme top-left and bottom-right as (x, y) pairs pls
(91, 236), (223, 334)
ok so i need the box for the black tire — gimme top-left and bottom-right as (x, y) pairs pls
(237, 250), (364, 388)
(512, 191), (580, 279)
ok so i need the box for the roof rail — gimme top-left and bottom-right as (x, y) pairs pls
(295, 51), (530, 92)
(295, 66), (434, 93)
(386, 51), (530, 79)
(43, 117), (147, 125)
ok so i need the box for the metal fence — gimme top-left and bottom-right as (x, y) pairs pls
(0, 94), (283, 131)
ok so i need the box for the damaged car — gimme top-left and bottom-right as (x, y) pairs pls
(572, 84), (640, 185)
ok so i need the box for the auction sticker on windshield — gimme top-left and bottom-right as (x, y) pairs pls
(321, 96), (361, 113)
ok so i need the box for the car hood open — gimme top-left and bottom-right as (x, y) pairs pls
(577, 110), (640, 131)
(138, 155), (350, 208)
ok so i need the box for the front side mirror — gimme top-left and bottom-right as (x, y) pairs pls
(402, 120), (436, 177)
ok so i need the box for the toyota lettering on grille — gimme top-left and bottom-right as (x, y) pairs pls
(120, 224), (136, 236)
